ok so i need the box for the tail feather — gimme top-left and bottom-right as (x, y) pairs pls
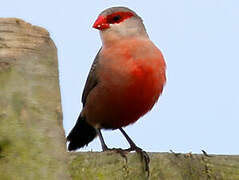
(67, 115), (97, 151)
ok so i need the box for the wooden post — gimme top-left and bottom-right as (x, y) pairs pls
(0, 18), (70, 180)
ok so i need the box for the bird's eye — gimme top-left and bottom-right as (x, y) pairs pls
(112, 15), (121, 22)
(106, 12), (134, 24)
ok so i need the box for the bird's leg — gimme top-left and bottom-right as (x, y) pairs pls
(96, 129), (127, 159)
(119, 128), (150, 176)
(96, 129), (109, 151)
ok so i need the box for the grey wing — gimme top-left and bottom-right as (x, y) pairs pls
(81, 48), (102, 107)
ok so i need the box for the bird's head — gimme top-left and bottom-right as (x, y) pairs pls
(93, 7), (148, 44)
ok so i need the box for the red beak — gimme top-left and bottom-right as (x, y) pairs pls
(93, 16), (110, 30)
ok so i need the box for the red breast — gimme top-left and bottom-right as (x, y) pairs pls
(84, 38), (166, 129)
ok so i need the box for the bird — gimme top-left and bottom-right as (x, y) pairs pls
(67, 6), (166, 175)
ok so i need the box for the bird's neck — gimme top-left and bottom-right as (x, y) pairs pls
(100, 32), (149, 47)
(100, 24), (149, 46)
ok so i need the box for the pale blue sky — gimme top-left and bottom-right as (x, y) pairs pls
(1, 0), (239, 154)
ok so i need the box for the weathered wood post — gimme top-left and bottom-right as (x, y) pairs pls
(0, 18), (70, 180)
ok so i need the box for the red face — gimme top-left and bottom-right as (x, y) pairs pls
(93, 11), (134, 30)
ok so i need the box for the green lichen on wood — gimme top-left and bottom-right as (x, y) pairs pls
(209, 155), (239, 179)
(69, 152), (239, 180)
(0, 18), (70, 180)
(69, 152), (148, 180)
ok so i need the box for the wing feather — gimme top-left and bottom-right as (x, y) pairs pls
(81, 48), (102, 106)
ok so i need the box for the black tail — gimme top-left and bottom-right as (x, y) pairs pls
(67, 115), (97, 151)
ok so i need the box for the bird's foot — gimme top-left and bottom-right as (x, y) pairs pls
(102, 147), (128, 162)
(126, 145), (150, 177)
(102, 145), (150, 177)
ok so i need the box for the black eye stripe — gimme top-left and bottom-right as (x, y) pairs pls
(106, 12), (134, 24)
(113, 15), (121, 21)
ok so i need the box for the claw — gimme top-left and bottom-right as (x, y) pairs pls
(103, 147), (128, 163)
(102, 146), (150, 177)
(129, 146), (150, 178)
(97, 128), (150, 178)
